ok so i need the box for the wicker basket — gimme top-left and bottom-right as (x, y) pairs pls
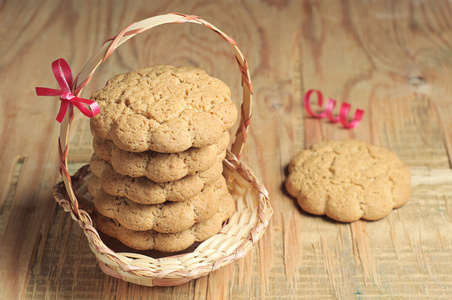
(51, 12), (273, 287)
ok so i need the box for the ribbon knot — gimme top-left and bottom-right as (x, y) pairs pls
(35, 58), (100, 123)
(60, 91), (75, 101)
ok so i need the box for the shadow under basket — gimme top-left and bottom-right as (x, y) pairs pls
(48, 13), (273, 287)
(54, 151), (272, 287)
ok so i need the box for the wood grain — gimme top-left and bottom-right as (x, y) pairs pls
(1, 0), (452, 298)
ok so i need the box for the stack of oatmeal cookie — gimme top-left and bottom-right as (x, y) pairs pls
(87, 65), (237, 252)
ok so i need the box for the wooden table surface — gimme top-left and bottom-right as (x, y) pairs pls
(2, 0), (452, 299)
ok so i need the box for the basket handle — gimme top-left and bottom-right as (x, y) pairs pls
(57, 13), (253, 224)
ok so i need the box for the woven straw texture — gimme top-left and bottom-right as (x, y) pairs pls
(53, 12), (273, 287)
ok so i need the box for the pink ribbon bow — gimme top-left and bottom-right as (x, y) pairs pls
(35, 58), (100, 123)
(304, 89), (364, 129)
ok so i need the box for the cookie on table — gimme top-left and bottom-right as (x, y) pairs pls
(285, 140), (411, 222)
(89, 153), (223, 205)
(88, 175), (228, 234)
(95, 190), (236, 252)
(90, 65), (238, 153)
(92, 131), (229, 182)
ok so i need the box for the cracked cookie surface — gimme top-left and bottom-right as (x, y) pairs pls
(93, 131), (229, 182)
(94, 190), (236, 252)
(89, 153), (223, 205)
(285, 140), (411, 222)
(90, 65), (238, 153)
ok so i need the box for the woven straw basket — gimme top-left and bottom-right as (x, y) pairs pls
(52, 13), (273, 287)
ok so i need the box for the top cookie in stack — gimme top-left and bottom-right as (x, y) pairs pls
(90, 64), (238, 153)
(88, 65), (238, 252)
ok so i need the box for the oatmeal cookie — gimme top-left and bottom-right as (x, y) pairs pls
(94, 190), (236, 252)
(92, 131), (229, 182)
(285, 140), (411, 222)
(88, 175), (228, 234)
(89, 153), (223, 205)
(90, 65), (238, 153)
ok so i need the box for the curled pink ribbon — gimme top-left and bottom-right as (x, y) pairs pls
(35, 58), (100, 123)
(304, 89), (364, 129)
